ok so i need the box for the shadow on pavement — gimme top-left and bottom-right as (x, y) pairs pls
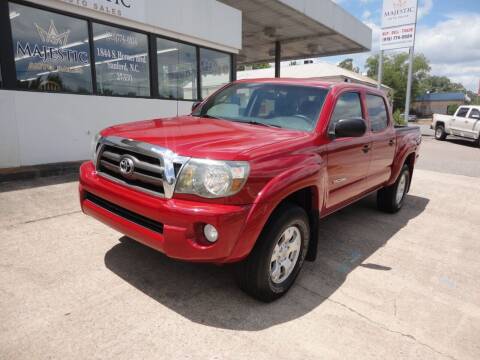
(104, 194), (429, 331)
(0, 173), (78, 193)
(445, 138), (479, 148)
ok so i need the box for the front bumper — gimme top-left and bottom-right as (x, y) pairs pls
(79, 161), (254, 263)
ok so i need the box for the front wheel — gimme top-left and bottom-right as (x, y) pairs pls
(377, 165), (411, 213)
(234, 204), (309, 302)
(435, 125), (447, 140)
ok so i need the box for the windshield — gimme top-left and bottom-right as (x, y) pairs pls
(192, 82), (329, 132)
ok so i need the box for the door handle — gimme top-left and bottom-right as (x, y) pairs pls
(362, 144), (371, 153)
(389, 139), (395, 146)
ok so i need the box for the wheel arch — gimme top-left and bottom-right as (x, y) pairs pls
(277, 186), (320, 262)
(226, 157), (326, 263)
(404, 152), (416, 192)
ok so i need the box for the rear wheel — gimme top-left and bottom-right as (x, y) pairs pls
(377, 165), (410, 213)
(474, 136), (480, 147)
(234, 204), (309, 302)
(435, 124), (447, 140)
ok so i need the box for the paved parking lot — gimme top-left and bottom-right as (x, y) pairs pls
(1, 137), (479, 360)
(417, 124), (480, 177)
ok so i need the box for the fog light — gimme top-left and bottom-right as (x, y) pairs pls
(203, 224), (218, 243)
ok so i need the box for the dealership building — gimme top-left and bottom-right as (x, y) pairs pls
(0, 0), (371, 173)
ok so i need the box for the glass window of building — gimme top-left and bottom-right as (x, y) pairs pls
(9, 3), (92, 94)
(92, 23), (150, 97)
(157, 38), (197, 100)
(200, 48), (231, 98)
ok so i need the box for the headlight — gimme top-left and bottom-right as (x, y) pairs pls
(175, 158), (249, 198)
(91, 132), (101, 162)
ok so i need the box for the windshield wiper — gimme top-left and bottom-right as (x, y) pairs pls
(201, 114), (222, 120)
(191, 113), (220, 119)
(242, 121), (282, 128)
(194, 115), (281, 128)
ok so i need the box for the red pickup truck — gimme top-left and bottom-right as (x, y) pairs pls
(79, 79), (421, 302)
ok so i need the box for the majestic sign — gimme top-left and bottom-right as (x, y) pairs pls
(60, 0), (146, 23)
(381, 0), (417, 50)
(16, 19), (89, 65)
(35, 21), (70, 47)
(381, 0), (418, 28)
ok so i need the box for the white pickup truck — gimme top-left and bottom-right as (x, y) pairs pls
(432, 105), (480, 146)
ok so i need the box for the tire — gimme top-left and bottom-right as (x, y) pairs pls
(377, 165), (411, 214)
(474, 137), (480, 148)
(435, 124), (447, 140)
(234, 203), (310, 302)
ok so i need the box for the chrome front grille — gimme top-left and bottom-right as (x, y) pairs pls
(95, 136), (189, 198)
(100, 145), (164, 186)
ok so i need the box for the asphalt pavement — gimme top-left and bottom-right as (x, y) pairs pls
(416, 124), (480, 177)
(1, 136), (479, 360)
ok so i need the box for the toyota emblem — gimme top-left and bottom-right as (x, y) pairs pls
(119, 157), (135, 176)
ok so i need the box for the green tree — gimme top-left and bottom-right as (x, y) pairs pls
(237, 63), (271, 71)
(467, 90), (480, 105)
(252, 63), (271, 70)
(447, 104), (460, 115)
(365, 53), (430, 111)
(338, 58), (359, 73)
(418, 75), (465, 94)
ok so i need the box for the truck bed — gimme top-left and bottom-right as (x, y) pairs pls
(394, 125), (421, 162)
(394, 124), (420, 131)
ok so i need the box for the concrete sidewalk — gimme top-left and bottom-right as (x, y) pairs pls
(1, 167), (480, 360)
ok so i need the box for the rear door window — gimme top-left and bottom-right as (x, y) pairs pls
(469, 108), (480, 119)
(366, 94), (389, 132)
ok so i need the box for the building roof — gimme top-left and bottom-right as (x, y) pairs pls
(237, 61), (390, 90)
(218, 0), (372, 64)
(415, 92), (467, 102)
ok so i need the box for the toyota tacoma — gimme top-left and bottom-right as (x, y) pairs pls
(79, 79), (421, 302)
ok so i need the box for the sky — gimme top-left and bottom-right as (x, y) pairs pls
(322, 0), (480, 92)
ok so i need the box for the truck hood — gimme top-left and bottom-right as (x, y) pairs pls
(101, 115), (312, 160)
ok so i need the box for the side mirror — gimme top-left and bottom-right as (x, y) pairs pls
(191, 101), (202, 112)
(334, 118), (367, 138)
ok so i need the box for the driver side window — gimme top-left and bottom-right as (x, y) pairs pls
(329, 92), (363, 133)
(207, 87), (252, 118)
(456, 107), (469, 118)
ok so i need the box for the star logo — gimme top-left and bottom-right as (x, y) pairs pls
(393, 0), (407, 9)
(35, 20), (70, 47)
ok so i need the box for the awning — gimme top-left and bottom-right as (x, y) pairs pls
(219, 0), (372, 64)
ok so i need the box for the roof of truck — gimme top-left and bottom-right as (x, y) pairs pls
(236, 77), (332, 86)
(237, 62), (391, 90)
(234, 77), (386, 94)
